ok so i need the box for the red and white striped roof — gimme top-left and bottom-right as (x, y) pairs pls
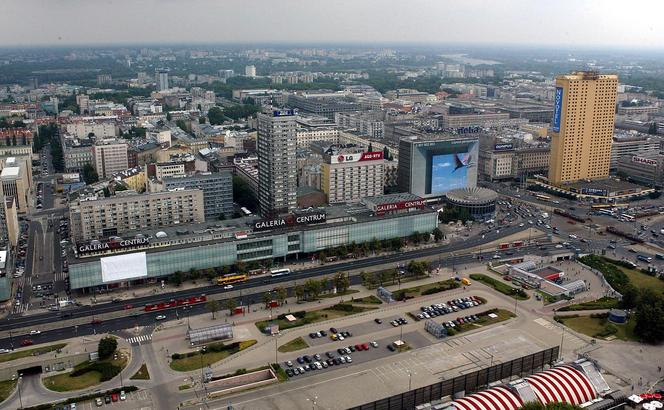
(453, 386), (523, 410)
(525, 365), (597, 406)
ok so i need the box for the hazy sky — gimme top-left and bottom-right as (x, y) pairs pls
(2, 0), (663, 48)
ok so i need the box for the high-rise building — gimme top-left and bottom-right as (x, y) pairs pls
(156, 69), (169, 91)
(245, 65), (257, 77)
(257, 110), (298, 216)
(548, 71), (618, 185)
(162, 172), (234, 220)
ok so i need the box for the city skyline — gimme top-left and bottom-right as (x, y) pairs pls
(2, 0), (664, 48)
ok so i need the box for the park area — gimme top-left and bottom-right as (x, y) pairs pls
(170, 340), (257, 372)
(255, 302), (378, 332)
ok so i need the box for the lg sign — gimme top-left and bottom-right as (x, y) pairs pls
(332, 151), (383, 164)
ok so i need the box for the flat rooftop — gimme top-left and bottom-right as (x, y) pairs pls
(531, 266), (563, 279)
(562, 178), (646, 194)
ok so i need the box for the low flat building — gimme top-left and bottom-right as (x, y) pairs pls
(616, 154), (664, 187)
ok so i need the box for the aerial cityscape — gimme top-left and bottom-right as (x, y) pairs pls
(0, 1), (664, 409)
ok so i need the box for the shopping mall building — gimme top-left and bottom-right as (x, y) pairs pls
(67, 193), (438, 292)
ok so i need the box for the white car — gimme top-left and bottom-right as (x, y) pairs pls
(119, 391), (126, 401)
(155, 315), (166, 320)
(29, 330), (41, 335)
(223, 284), (233, 290)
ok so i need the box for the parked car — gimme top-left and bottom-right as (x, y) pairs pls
(155, 315), (166, 320)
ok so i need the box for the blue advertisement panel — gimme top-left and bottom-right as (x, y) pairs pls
(552, 87), (563, 132)
(430, 152), (470, 194)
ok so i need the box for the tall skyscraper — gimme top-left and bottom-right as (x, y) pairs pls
(257, 109), (297, 216)
(156, 69), (169, 91)
(548, 71), (618, 185)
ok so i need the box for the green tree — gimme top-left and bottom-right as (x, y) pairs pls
(208, 106), (225, 125)
(232, 176), (258, 213)
(304, 279), (323, 300)
(176, 119), (188, 131)
(98, 336), (118, 360)
(263, 291), (273, 307)
(166, 112), (172, 121)
(222, 298), (237, 315)
(206, 299), (220, 319)
(391, 237), (404, 251)
(648, 122), (658, 135)
(634, 289), (664, 343)
(620, 284), (639, 309)
(171, 271), (183, 286)
(199, 116), (206, 124)
(333, 272), (350, 293)
(82, 163), (99, 184)
(360, 271), (376, 288)
(432, 227), (444, 242)
(294, 285), (305, 302)
(274, 286), (287, 305)
(368, 142), (373, 152)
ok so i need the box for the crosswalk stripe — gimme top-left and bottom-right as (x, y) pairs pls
(126, 334), (153, 345)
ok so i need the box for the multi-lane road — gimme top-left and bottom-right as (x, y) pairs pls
(0, 224), (542, 348)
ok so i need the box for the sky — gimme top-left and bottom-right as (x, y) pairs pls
(2, 0), (664, 48)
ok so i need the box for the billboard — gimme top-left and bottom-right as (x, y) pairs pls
(552, 87), (563, 132)
(330, 151), (383, 164)
(77, 237), (150, 256)
(581, 188), (608, 196)
(428, 141), (478, 195)
(253, 212), (326, 231)
(100, 252), (148, 283)
(374, 199), (426, 213)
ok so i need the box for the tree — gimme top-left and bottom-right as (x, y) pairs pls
(233, 176), (258, 213)
(176, 119), (188, 131)
(391, 237), (404, 251)
(648, 122), (658, 135)
(166, 112), (172, 121)
(206, 299), (220, 319)
(199, 116), (206, 124)
(82, 163), (99, 184)
(368, 142), (373, 152)
(304, 279), (323, 300)
(222, 298), (237, 315)
(432, 227), (444, 242)
(360, 271), (376, 288)
(634, 289), (664, 344)
(294, 285), (305, 302)
(333, 272), (350, 294)
(208, 106), (225, 125)
(620, 284), (639, 309)
(263, 291), (273, 307)
(171, 271), (183, 286)
(274, 286), (287, 305)
(98, 336), (118, 360)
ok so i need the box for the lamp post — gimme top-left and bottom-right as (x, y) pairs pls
(275, 336), (278, 364)
(407, 370), (415, 391)
(17, 373), (23, 409)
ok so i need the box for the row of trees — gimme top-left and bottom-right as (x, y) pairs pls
(360, 260), (431, 288)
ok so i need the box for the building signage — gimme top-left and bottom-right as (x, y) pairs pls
(77, 237), (150, 255)
(494, 143), (514, 151)
(632, 156), (657, 166)
(272, 109), (295, 117)
(375, 200), (426, 213)
(552, 87), (563, 133)
(331, 151), (384, 164)
(253, 212), (327, 231)
(581, 188), (608, 196)
(456, 126), (481, 134)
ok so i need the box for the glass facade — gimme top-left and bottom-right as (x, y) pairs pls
(69, 211), (438, 290)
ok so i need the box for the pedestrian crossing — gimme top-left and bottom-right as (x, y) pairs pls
(126, 334), (153, 345)
(55, 271), (68, 281)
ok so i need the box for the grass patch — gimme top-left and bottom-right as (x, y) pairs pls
(179, 384), (191, 391)
(43, 353), (128, 392)
(559, 297), (620, 311)
(169, 340), (257, 372)
(130, 363), (150, 380)
(319, 289), (360, 299)
(256, 304), (377, 332)
(351, 295), (383, 304)
(278, 337), (308, 353)
(557, 315), (638, 341)
(535, 290), (558, 305)
(391, 279), (460, 301)
(470, 274), (529, 300)
(271, 363), (288, 382)
(0, 343), (67, 364)
(0, 379), (17, 403)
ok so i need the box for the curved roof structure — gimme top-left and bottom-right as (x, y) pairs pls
(452, 364), (599, 410)
(446, 187), (498, 205)
(525, 365), (597, 405)
(453, 386), (523, 410)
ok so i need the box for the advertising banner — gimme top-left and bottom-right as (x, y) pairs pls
(552, 87), (563, 132)
(330, 151), (384, 164)
(253, 212), (326, 231)
(632, 156), (657, 166)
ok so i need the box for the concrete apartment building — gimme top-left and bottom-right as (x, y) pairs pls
(63, 136), (94, 172)
(92, 140), (129, 179)
(296, 128), (340, 149)
(257, 110), (298, 216)
(549, 71), (618, 185)
(321, 146), (385, 204)
(1, 159), (30, 213)
(69, 189), (205, 242)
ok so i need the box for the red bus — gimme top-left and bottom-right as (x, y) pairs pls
(513, 241), (524, 248)
(144, 295), (207, 312)
(499, 243), (510, 249)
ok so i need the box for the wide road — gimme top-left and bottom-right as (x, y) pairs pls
(0, 226), (544, 349)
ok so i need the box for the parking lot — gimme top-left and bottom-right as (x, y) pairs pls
(62, 389), (152, 410)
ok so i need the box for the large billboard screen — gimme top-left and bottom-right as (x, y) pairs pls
(431, 153), (470, 193)
(552, 87), (563, 132)
(100, 252), (148, 283)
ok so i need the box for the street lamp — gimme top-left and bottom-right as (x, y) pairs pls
(407, 370), (416, 391)
(17, 373), (23, 409)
